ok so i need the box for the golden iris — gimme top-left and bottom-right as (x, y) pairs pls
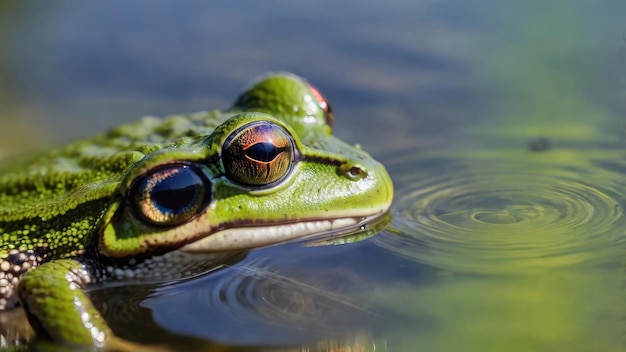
(222, 121), (295, 186)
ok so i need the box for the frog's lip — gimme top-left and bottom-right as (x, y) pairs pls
(178, 210), (389, 253)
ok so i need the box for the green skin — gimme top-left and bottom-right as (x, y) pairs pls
(0, 72), (393, 349)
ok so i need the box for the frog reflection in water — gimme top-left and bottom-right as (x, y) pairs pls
(0, 73), (393, 349)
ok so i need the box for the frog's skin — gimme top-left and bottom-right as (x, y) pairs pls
(0, 72), (393, 349)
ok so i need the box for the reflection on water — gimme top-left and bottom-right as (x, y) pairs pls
(146, 259), (383, 345)
(369, 269), (623, 351)
(377, 147), (626, 274)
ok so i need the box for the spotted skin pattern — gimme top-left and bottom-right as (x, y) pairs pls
(0, 248), (49, 309)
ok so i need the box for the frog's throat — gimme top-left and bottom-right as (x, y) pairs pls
(178, 211), (388, 253)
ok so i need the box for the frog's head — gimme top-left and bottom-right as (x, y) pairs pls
(99, 73), (393, 258)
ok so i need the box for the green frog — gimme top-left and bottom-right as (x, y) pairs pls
(0, 72), (393, 350)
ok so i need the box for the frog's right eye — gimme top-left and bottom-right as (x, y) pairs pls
(222, 121), (296, 187)
(129, 164), (210, 226)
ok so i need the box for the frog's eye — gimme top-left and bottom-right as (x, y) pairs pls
(129, 164), (210, 226)
(222, 121), (295, 186)
(307, 83), (334, 129)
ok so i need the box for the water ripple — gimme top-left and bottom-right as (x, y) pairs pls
(375, 156), (626, 274)
(210, 261), (379, 332)
(148, 257), (382, 345)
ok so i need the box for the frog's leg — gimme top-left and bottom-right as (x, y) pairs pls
(18, 259), (170, 351)
(17, 258), (114, 347)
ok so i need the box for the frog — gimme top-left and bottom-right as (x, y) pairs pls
(0, 72), (393, 350)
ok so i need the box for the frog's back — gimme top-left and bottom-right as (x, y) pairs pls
(0, 110), (230, 297)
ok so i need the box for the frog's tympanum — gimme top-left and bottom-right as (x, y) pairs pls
(0, 73), (393, 349)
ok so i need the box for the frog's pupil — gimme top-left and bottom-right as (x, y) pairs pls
(153, 184), (193, 214)
(245, 142), (282, 162)
(151, 168), (203, 214)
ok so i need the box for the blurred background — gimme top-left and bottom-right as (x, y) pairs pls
(1, 1), (626, 351)
(3, 1), (621, 159)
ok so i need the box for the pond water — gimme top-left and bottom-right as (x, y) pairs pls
(1, 1), (626, 351)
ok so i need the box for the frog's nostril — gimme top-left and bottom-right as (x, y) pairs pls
(349, 166), (365, 178)
(339, 164), (367, 181)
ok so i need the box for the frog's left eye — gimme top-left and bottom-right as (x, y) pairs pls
(129, 164), (210, 226)
(307, 83), (334, 129)
(222, 121), (295, 186)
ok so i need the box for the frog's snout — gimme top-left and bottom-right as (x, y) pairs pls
(335, 158), (394, 210)
(336, 159), (390, 186)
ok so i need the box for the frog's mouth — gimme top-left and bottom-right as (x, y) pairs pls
(178, 211), (389, 253)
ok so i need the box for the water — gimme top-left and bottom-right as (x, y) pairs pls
(382, 146), (626, 274)
(1, 0), (625, 351)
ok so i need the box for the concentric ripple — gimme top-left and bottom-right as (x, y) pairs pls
(148, 256), (381, 345)
(210, 262), (377, 331)
(375, 157), (626, 274)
